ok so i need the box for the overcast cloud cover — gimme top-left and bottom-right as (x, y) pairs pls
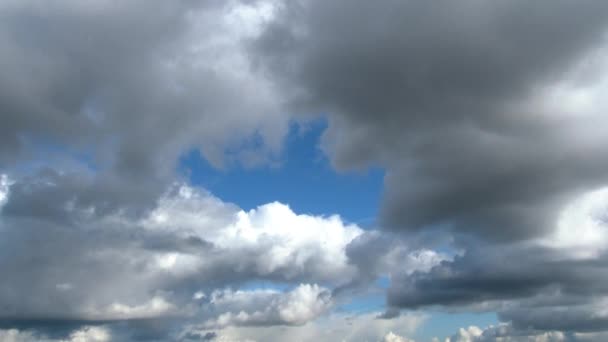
(2, 0), (608, 341)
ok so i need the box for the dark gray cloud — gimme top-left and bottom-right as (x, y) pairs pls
(0, 0), (289, 211)
(181, 331), (217, 341)
(253, 0), (608, 240)
(501, 305), (608, 334)
(386, 240), (608, 333)
(388, 245), (603, 308)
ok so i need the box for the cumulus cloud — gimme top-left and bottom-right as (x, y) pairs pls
(0, 177), (362, 338)
(0, 0), (291, 215)
(143, 184), (363, 284)
(444, 324), (569, 342)
(0, 326), (111, 342)
(0, 175), (8, 209)
(386, 243), (608, 329)
(250, 1), (608, 336)
(381, 331), (414, 342)
(542, 187), (608, 259)
(253, 0), (608, 241)
(198, 284), (333, 328)
(382, 186), (608, 334)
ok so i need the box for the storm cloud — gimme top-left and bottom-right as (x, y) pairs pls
(253, 0), (608, 241)
(0, 0), (290, 212)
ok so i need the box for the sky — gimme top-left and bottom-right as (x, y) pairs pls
(1, 1), (608, 341)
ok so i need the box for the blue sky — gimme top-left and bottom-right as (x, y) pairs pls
(179, 121), (384, 227)
(180, 121), (498, 341)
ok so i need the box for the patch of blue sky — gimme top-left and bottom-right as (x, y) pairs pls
(178, 121), (499, 337)
(179, 120), (384, 227)
(336, 292), (386, 314)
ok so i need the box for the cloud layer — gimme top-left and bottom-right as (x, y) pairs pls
(3, 0), (608, 340)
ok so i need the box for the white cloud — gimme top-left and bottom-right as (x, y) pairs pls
(200, 284), (333, 328)
(543, 186), (608, 258)
(189, 311), (426, 342)
(381, 331), (415, 342)
(384, 247), (450, 277)
(64, 326), (111, 342)
(445, 324), (568, 342)
(143, 185), (363, 284)
(0, 326), (110, 342)
(446, 326), (484, 342)
(0, 174), (9, 209)
(0, 182), (363, 328)
(96, 296), (177, 320)
(0, 329), (38, 342)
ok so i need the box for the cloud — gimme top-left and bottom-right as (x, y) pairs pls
(0, 0), (290, 211)
(444, 324), (569, 342)
(65, 327), (112, 342)
(342, 230), (450, 299)
(500, 298), (608, 333)
(0, 175), (8, 208)
(142, 184), (363, 285)
(189, 311), (425, 342)
(253, 0), (608, 241)
(248, 2), (608, 336)
(0, 326), (111, 342)
(0, 312), (425, 342)
(0, 176), (362, 337)
(380, 185), (608, 334)
(541, 187), (608, 259)
(4, 0), (608, 339)
(381, 331), (414, 342)
(386, 248), (608, 334)
(196, 284), (332, 328)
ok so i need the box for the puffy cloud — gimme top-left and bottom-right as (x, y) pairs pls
(0, 177), (362, 337)
(253, 0), (608, 242)
(250, 2), (608, 335)
(444, 324), (568, 342)
(446, 326), (484, 342)
(0, 329), (39, 342)
(542, 187), (608, 259)
(143, 185), (363, 284)
(65, 327), (111, 342)
(0, 175), (8, 208)
(387, 241), (608, 328)
(343, 230), (450, 294)
(0, 0), (290, 213)
(198, 284), (333, 328)
(381, 331), (415, 342)
(384, 186), (608, 333)
(500, 298), (608, 333)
